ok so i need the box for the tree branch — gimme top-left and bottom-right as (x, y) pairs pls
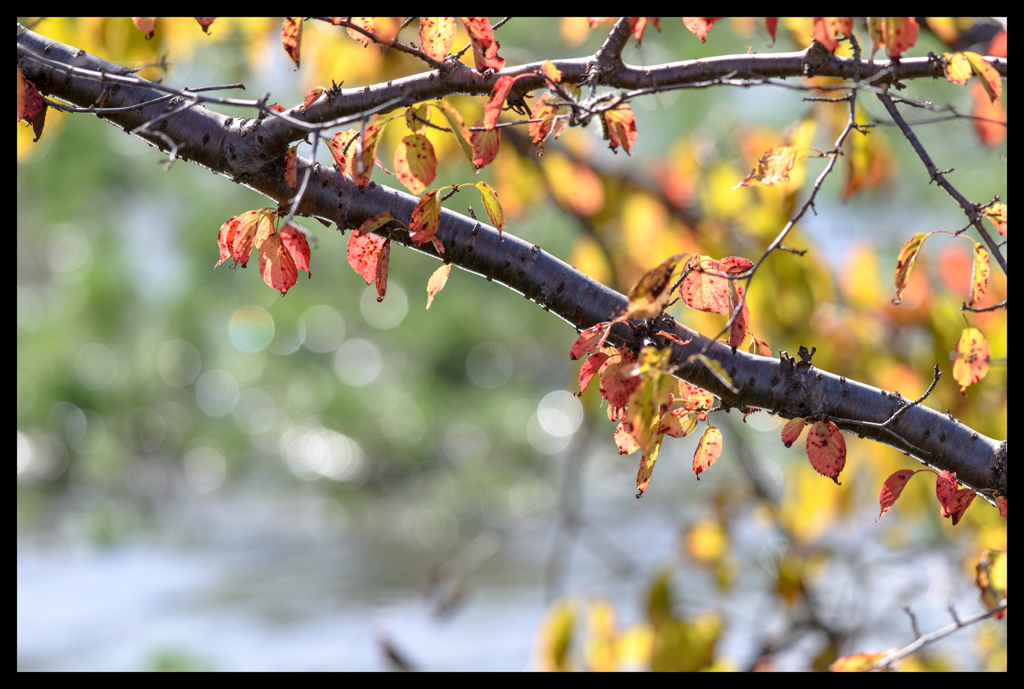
(17, 24), (1006, 499)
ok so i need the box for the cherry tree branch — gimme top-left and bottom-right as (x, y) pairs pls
(17, 24), (1007, 499)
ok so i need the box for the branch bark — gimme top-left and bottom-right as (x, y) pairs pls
(17, 24), (1006, 499)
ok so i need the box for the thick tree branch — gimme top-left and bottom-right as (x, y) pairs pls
(17, 25), (1006, 499)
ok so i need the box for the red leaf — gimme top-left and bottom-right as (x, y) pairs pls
(282, 17), (303, 68)
(578, 350), (610, 394)
(258, 232), (298, 295)
(459, 17), (505, 72)
(569, 322), (612, 360)
(471, 122), (501, 170)
(483, 76), (516, 130)
(935, 470), (976, 526)
(347, 231), (387, 285)
(16, 69), (47, 142)
(877, 468), (919, 522)
(279, 223), (311, 278)
(806, 420), (846, 484)
(302, 85), (325, 110)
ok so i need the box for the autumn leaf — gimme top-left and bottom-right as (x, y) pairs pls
(529, 93), (569, 151)
(658, 408), (699, 438)
(354, 122), (384, 189)
(952, 327), (990, 394)
(976, 549), (1007, 618)
(602, 102), (638, 155)
(284, 146), (298, 188)
(541, 60), (562, 83)
(425, 263), (451, 310)
(132, 17), (157, 39)
(935, 470), (975, 526)
(806, 420), (846, 484)
(569, 322), (613, 361)
(680, 255), (729, 315)
(475, 182), (505, 235)
(984, 203), (1007, 237)
(682, 17), (721, 43)
(735, 146), (803, 189)
(258, 232), (299, 295)
(279, 223), (312, 279)
(459, 17), (505, 73)
(470, 120), (501, 170)
(892, 232), (934, 305)
(302, 85), (325, 110)
(877, 468), (920, 522)
(327, 130), (359, 175)
(420, 17), (457, 63)
(781, 417), (806, 448)
(964, 52), (1002, 106)
(434, 100), (475, 164)
(614, 420), (641, 455)
(282, 17), (303, 68)
(216, 208), (276, 269)
(578, 350), (610, 395)
(347, 230), (388, 285)
(636, 439), (663, 497)
(343, 17), (375, 47)
(693, 426), (723, 479)
(624, 253), (688, 320)
(410, 189), (442, 246)
(678, 381), (714, 420)
(395, 134), (437, 195)
(483, 75), (520, 130)
(970, 242), (990, 305)
(375, 237), (391, 302)
(944, 52), (973, 85)
(16, 68), (47, 142)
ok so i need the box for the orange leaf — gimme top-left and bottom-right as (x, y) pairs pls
(302, 85), (325, 110)
(678, 381), (714, 420)
(877, 468), (919, 522)
(327, 130), (358, 175)
(614, 420), (641, 455)
(682, 17), (721, 42)
(541, 60), (562, 83)
(528, 93), (568, 151)
(735, 146), (801, 188)
(281, 17), (303, 68)
(395, 134), (437, 195)
(693, 426), (723, 479)
(16, 68), (47, 142)
(347, 230), (387, 285)
(354, 123), (384, 189)
(972, 80), (1006, 146)
(344, 17), (375, 47)
(658, 408), (699, 438)
(475, 182), (505, 234)
(781, 417), (806, 448)
(375, 237), (391, 302)
(419, 17), (456, 62)
(459, 17), (505, 72)
(892, 232), (934, 305)
(602, 102), (638, 155)
(356, 211), (398, 237)
(216, 209), (275, 269)
(952, 327), (990, 394)
(279, 223), (312, 279)
(284, 146), (298, 189)
(425, 263), (451, 310)
(726, 278), (750, 350)
(680, 255), (728, 314)
(883, 17), (919, 58)
(132, 17), (157, 39)
(806, 420), (846, 484)
(258, 232), (298, 295)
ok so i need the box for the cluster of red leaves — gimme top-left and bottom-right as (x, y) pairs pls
(877, 468), (987, 526)
(216, 208), (311, 296)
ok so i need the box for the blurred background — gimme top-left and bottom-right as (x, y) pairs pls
(18, 18), (1005, 670)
